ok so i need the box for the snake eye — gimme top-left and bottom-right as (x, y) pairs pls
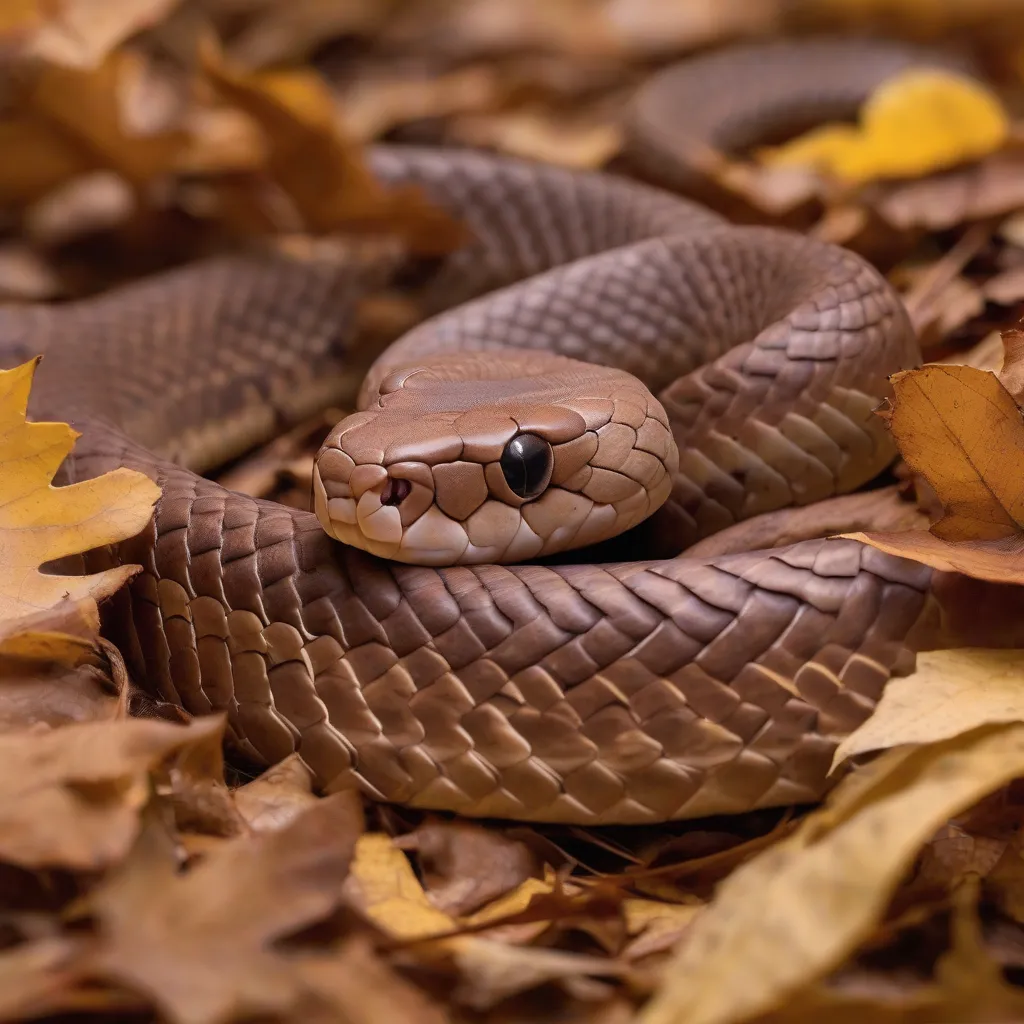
(500, 433), (553, 500)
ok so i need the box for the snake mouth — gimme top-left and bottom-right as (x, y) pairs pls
(381, 477), (411, 506)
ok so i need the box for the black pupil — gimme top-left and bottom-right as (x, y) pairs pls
(500, 433), (552, 500)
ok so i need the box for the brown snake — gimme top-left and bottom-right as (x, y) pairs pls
(2, 39), (962, 824)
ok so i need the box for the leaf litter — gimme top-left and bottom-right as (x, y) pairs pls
(8, 2), (1024, 1023)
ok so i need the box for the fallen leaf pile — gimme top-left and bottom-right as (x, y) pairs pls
(9, 2), (1024, 1023)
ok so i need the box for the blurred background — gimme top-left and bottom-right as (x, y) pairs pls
(4, 0), (1024, 303)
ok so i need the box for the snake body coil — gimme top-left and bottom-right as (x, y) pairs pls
(1, 40), (949, 824)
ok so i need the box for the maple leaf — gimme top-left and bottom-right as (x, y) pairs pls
(760, 68), (1009, 183)
(88, 791), (365, 1024)
(0, 714), (225, 871)
(0, 358), (160, 621)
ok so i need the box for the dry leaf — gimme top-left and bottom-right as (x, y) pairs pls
(395, 820), (539, 916)
(199, 39), (464, 251)
(232, 753), (319, 833)
(640, 722), (1024, 1024)
(26, 0), (183, 69)
(0, 597), (124, 731)
(0, 358), (160, 619)
(0, 715), (225, 870)
(834, 649), (1024, 767)
(0, 938), (90, 1021)
(0, 50), (189, 207)
(337, 65), (505, 142)
(845, 361), (1024, 583)
(622, 898), (703, 961)
(345, 832), (458, 941)
(453, 940), (622, 1011)
(89, 790), (366, 1024)
(761, 69), (1009, 183)
(223, 0), (397, 68)
(983, 265), (1024, 306)
(452, 108), (622, 168)
(875, 149), (1024, 231)
(294, 934), (449, 1024)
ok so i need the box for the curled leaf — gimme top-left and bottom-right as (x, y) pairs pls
(844, 360), (1024, 584)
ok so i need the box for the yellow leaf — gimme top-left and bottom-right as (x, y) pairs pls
(0, 358), (160, 621)
(345, 833), (458, 941)
(760, 69), (1009, 183)
(834, 649), (1024, 767)
(640, 722), (1024, 1024)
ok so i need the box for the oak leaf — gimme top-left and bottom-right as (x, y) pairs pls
(640, 722), (1024, 1024)
(760, 69), (1009, 183)
(0, 358), (160, 621)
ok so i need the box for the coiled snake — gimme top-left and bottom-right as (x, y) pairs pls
(3, 39), (954, 824)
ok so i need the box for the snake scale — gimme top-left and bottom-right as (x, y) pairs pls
(1, 39), (959, 824)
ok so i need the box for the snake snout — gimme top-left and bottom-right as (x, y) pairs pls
(380, 477), (412, 506)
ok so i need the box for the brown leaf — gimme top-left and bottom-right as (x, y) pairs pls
(846, 362), (1024, 583)
(0, 597), (124, 732)
(452, 940), (623, 1011)
(395, 820), (539, 916)
(0, 716), (225, 871)
(89, 790), (366, 1024)
(222, 0), (397, 69)
(26, 0), (183, 69)
(232, 753), (319, 833)
(983, 265), (1024, 306)
(998, 322), (1024, 401)
(451, 107), (622, 168)
(199, 38), (465, 252)
(0, 715), (226, 872)
(23, 51), (188, 185)
(294, 934), (448, 1024)
(0, 937), (90, 1020)
(876, 150), (1024, 231)
(337, 65), (505, 142)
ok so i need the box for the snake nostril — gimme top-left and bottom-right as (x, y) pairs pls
(381, 477), (412, 506)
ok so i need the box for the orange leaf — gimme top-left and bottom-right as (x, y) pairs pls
(846, 358), (1024, 584)
(198, 37), (464, 252)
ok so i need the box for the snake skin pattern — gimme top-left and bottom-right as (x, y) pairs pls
(0, 41), (947, 824)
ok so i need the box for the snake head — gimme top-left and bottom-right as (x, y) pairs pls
(312, 353), (678, 565)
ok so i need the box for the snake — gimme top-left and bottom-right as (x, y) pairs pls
(2, 38), (959, 825)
